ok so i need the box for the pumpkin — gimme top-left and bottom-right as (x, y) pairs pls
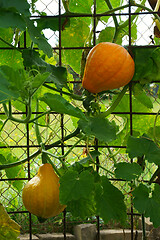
(22, 163), (66, 219)
(82, 42), (135, 93)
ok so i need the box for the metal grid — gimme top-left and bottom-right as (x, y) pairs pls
(0, 0), (160, 240)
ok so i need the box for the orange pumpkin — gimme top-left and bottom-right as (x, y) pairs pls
(82, 42), (135, 93)
(22, 163), (66, 219)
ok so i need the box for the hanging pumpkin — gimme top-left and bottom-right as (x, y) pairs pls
(22, 163), (66, 219)
(82, 42), (135, 93)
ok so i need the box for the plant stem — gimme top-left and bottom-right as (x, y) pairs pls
(104, 0), (119, 28)
(119, 0), (160, 30)
(2, 103), (9, 118)
(153, 109), (160, 145)
(148, 166), (160, 184)
(34, 99), (43, 145)
(0, 149), (41, 170)
(28, 110), (51, 123)
(0, 118), (9, 133)
(0, 37), (22, 52)
(90, 158), (115, 176)
(43, 83), (83, 101)
(46, 156), (62, 176)
(62, 137), (84, 158)
(3, 98), (32, 124)
(46, 127), (80, 150)
(100, 84), (128, 118)
(104, 0), (119, 43)
(42, 150), (68, 170)
(142, 214), (147, 240)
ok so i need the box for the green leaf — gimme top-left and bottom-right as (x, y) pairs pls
(59, 170), (94, 204)
(78, 116), (117, 142)
(40, 93), (87, 120)
(95, 176), (127, 224)
(31, 72), (50, 95)
(25, 18), (53, 58)
(146, 184), (160, 228)
(76, 150), (101, 167)
(46, 65), (68, 90)
(0, 0), (30, 16)
(96, 0), (109, 13)
(61, 17), (90, 73)
(133, 83), (153, 109)
(0, 66), (20, 102)
(0, 153), (25, 191)
(0, 28), (14, 47)
(133, 184), (160, 228)
(36, 14), (70, 31)
(132, 183), (150, 214)
(126, 135), (160, 165)
(0, 10), (26, 30)
(0, 50), (23, 69)
(69, 0), (93, 13)
(115, 162), (143, 181)
(98, 27), (122, 44)
(66, 197), (95, 218)
(0, 203), (20, 240)
(132, 47), (160, 84)
(22, 49), (68, 89)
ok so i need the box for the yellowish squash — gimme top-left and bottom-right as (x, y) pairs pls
(22, 163), (66, 219)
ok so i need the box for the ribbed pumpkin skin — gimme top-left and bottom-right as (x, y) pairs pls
(82, 42), (135, 93)
(22, 163), (66, 219)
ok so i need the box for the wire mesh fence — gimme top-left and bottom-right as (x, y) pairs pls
(1, 0), (160, 239)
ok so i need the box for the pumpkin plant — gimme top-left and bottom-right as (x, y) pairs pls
(1, 1), (160, 240)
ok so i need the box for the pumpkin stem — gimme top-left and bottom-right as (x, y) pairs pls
(37, 216), (47, 223)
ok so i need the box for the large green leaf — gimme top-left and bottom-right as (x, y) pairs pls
(0, 65), (48, 103)
(132, 183), (150, 214)
(147, 184), (160, 228)
(132, 47), (160, 84)
(40, 93), (87, 120)
(0, 0), (30, 16)
(61, 17), (90, 73)
(25, 18), (53, 58)
(66, 197), (95, 218)
(0, 0), (30, 29)
(0, 203), (20, 240)
(22, 49), (68, 89)
(95, 176), (127, 224)
(59, 170), (94, 204)
(78, 116), (117, 142)
(126, 135), (160, 165)
(133, 83), (153, 109)
(0, 10), (26, 30)
(36, 14), (70, 31)
(133, 184), (160, 228)
(115, 162), (143, 181)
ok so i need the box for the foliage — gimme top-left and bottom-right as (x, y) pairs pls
(0, 0), (160, 235)
(0, 203), (20, 240)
